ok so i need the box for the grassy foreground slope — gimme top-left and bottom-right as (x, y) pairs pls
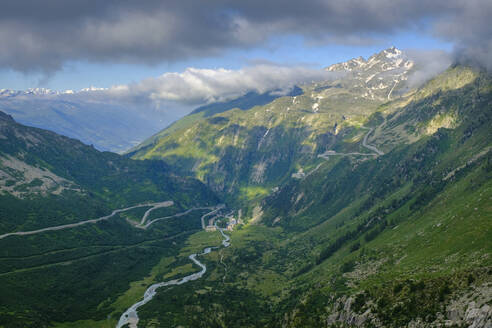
(134, 66), (492, 327)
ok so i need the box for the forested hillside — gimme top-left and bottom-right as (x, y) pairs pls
(0, 112), (220, 327)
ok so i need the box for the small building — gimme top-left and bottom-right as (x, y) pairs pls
(205, 225), (216, 232)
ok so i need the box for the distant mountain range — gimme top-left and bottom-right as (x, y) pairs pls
(0, 88), (178, 153)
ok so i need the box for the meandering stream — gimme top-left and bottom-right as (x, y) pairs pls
(116, 210), (231, 328)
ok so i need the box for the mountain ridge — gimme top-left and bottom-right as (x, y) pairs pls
(130, 48), (425, 209)
(125, 86), (304, 157)
(0, 110), (218, 231)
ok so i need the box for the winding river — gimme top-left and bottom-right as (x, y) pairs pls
(116, 210), (231, 328)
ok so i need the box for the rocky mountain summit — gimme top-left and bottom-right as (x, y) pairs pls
(130, 48), (424, 205)
(326, 46), (414, 100)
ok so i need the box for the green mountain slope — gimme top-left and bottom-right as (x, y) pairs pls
(126, 87), (303, 157)
(0, 111), (218, 233)
(132, 48), (415, 210)
(131, 65), (492, 327)
(0, 112), (220, 327)
(255, 71), (492, 326)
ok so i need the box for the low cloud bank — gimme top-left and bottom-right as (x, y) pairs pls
(78, 51), (454, 110)
(90, 64), (338, 107)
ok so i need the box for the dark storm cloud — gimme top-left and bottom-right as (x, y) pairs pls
(0, 0), (490, 71)
(432, 0), (492, 70)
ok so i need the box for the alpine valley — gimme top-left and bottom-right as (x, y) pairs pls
(0, 48), (491, 328)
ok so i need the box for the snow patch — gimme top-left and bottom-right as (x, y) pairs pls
(385, 47), (402, 59)
(365, 74), (376, 83)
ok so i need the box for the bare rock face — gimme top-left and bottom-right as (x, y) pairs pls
(322, 283), (492, 328)
(444, 283), (492, 328)
(326, 47), (414, 101)
(325, 296), (381, 327)
(405, 283), (492, 328)
(464, 303), (491, 328)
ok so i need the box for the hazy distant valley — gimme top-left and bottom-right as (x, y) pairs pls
(0, 88), (185, 153)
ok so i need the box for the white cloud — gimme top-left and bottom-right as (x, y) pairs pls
(103, 64), (337, 106)
(78, 50), (453, 112)
(405, 49), (453, 88)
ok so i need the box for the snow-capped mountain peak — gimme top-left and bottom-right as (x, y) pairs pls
(326, 47), (411, 73)
(0, 86), (108, 99)
(383, 46), (402, 59)
(81, 86), (108, 92)
(324, 47), (414, 100)
(24, 88), (59, 96)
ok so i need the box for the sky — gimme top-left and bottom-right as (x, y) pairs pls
(1, 32), (452, 91)
(0, 0), (490, 105)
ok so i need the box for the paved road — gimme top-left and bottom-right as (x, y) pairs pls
(0, 202), (229, 241)
(362, 127), (384, 155)
(317, 127), (384, 160)
(141, 205), (221, 230)
(200, 204), (225, 229)
(0, 201), (174, 240)
(139, 201), (174, 225)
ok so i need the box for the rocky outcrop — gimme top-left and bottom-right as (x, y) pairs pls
(322, 284), (492, 327)
(325, 296), (381, 327)
(443, 283), (492, 328)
